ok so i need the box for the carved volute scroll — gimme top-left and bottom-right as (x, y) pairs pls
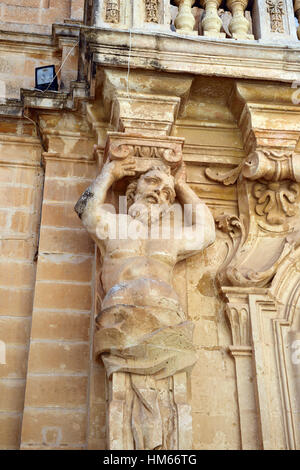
(97, 132), (185, 173)
(206, 149), (300, 185)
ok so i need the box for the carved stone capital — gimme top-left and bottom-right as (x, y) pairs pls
(221, 287), (251, 347)
(97, 132), (185, 174)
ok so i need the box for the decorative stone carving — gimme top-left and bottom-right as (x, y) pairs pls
(252, 0), (297, 42)
(206, 147), (300, 288)
(75, 133), (216, 450)
(226, 0), (254, 39)
(132, 0), (172, 32)
(295, 0), (300, 39)
(105, 0), (120, 23)
(200, 0), (225, 38)
(173, 0), (198, 35)
(92, 0), (131, 29)
(145, 0), (159, 22)
(101, 133), (184, 170)
(226, 302), (250, 346)
(214, 211), (287, 288)
(266, 0), (285, 33)
(253, 180), (299, 225)
(206, 149), (300, 184)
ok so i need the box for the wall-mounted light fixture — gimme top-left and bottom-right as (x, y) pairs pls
(35, 65), (58, 92)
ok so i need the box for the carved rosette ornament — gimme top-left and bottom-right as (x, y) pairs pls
(105, 0), (120, 23)
(145, 0), (159, 23)
(266, 0), (285, 33)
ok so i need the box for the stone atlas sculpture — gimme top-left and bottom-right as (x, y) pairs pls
(75, 134), (216, 450)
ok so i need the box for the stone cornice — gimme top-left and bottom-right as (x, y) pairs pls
(0, 134), (41, 168)
(42, 151), (96, 164)
(84, 27), (300, 83)
(0, 22), (80, 53)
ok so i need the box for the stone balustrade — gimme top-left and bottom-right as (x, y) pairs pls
(88, 0), (300, 42)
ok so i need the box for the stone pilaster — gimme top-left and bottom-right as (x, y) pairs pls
(20, 115), (98, 449)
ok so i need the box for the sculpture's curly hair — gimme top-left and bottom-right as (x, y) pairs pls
(126, 179), (139, 209)
(126, 166), (176, 209)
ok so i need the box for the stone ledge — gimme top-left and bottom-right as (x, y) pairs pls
(85, 27), (300, 83)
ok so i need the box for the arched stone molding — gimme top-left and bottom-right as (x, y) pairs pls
(211, 80), (300, 449)
(222, 250), (300, 450)
(268, 246), (300, 449)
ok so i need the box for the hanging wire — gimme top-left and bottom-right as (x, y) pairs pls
(126, 29), (133, 98)
(35, 39), (80, 94)
(22, 39), (80, 146)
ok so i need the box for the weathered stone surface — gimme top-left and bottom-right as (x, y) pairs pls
(0, 0), (300, 452)
(75, 132), (216, 449)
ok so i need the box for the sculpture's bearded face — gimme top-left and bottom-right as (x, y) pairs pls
(127, 169), (176, 225)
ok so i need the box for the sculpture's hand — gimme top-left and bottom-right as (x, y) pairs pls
(105, 158), (137, 182)
(174, 162), (187, 189)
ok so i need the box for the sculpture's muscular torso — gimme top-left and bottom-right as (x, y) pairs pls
(75, 157), (215, 450)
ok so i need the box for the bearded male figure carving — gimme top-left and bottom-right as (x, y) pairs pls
(75, 155), (215, 450)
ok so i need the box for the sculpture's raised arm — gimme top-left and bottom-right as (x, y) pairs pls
(174, 164), (216, 258)
(74, 157), (136, 237)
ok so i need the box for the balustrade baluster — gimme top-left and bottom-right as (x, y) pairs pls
(295, 0), (300, 39)
(173, 0), (198, 35)
(226, 0), (254, 39)
(200, 0), (225, 38)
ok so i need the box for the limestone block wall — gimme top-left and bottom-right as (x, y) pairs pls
(0, 118), (43, 449)
(0, 0), (84, 34)
(16, 112), (98, 449)
(0, 42), (61, 100)
(0, 0), (83, 100)
(0, 2), (299, 450)
(21, 157), (96, 449)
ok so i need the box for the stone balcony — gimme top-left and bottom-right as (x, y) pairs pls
(77, 0), (300, 87)
(87, 0), (300, 43)
(1, 0), (300, 113)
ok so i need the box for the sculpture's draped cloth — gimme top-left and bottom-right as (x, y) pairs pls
(94, 278), (197, 450)
(94, 278), (197, 380)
